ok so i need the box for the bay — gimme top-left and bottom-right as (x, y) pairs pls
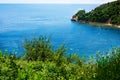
(0, 4), (120, 57)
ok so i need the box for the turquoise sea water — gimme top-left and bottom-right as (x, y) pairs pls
(0, 4), (120, 57)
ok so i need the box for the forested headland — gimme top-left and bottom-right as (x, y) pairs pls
(72, 0), (120, 27)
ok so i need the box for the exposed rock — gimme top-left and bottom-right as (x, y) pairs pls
(71, 15), (78, 21)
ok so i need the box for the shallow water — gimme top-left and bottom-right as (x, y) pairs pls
(0, 4), (120, 57)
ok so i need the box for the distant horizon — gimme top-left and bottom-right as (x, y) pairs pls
(0, 0), (116, 4)
(0, 3), (100, 4)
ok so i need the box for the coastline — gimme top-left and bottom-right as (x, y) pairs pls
(79, 21), (120, 29)
(71, 16), (120, 29)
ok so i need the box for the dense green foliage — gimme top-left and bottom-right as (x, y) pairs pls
(0, 36), (120, 80)
(95, 48), (120, 80)
(75, 0), (120, 24)
(23, 36), (54, 61)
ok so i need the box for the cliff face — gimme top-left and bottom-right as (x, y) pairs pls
(71, 15), (78, 21)
(72, 0), (120, 26)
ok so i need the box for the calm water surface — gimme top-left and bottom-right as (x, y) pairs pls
(0, 4), (120, 56)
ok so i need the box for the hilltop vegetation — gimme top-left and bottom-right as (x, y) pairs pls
(73, 0), (120, 25)
(0, 36), (120, 80)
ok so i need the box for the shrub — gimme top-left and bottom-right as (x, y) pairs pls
(0, 36), (120, 80)
(95, 48), (120, 80)
(23, 36), (54, 61)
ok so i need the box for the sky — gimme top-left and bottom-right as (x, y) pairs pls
(0, 0), (116, 4)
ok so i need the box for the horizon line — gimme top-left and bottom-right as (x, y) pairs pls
(0, 3), (104, 5)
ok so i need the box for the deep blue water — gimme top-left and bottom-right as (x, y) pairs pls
(0, 4), (120, 57)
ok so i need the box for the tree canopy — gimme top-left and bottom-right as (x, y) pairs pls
(75, 0), (120, 25)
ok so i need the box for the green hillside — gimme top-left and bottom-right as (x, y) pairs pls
(74, 0), (120, 25)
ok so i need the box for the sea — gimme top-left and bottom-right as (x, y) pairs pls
(0, 4), (120, 57)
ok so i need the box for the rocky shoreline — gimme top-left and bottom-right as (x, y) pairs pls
(71, 16), (120, 28)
